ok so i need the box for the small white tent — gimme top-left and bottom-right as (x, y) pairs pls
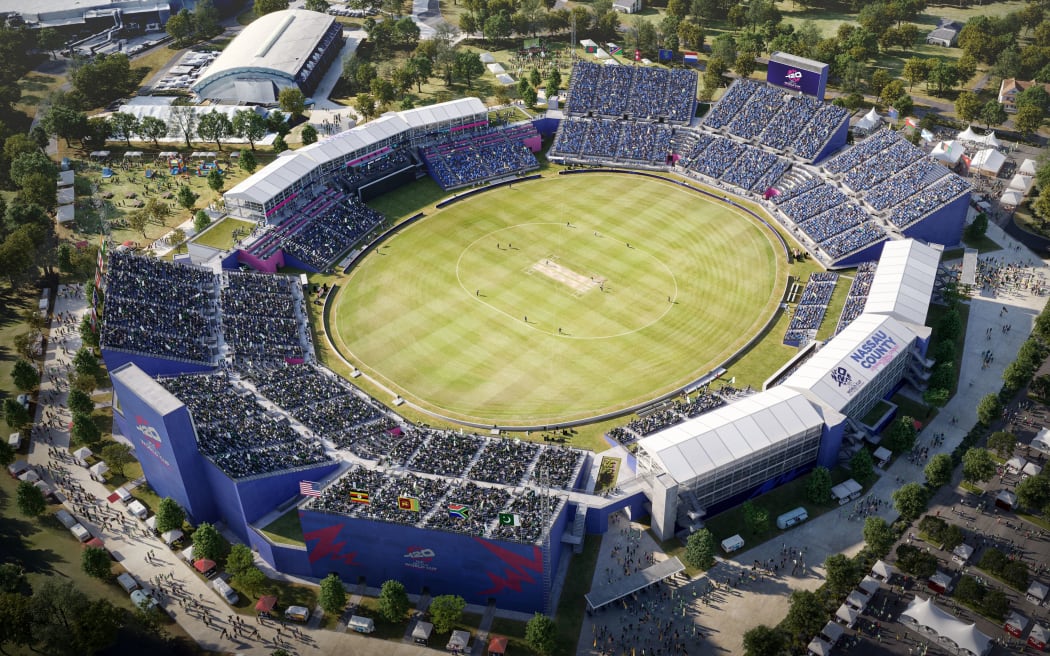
(957, 125), (980, 142)
(931, 140), (964, 165)
(978, 131), (1003, 148)
(970, 148), (1006, 176)
(1000, 189), (1024, 209)
(1008, 174), (1033, 193)
(1020, 158), (1038, 177)
(855, 107), (881, 131)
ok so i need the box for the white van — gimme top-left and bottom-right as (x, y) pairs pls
(117, 572), (140, 593)
(127, 500), (148, 519)
(55, 509), (77, 529)
(70, 523), (91, 542)
(114, 487), (132, 504)
(348, 615), (375, 633)
(212, 578), (239, 605)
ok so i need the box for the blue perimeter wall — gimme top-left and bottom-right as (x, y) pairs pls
(902, 193), (970, 245)
(299, 502), (571, 613)
(103, 349), (214, 378)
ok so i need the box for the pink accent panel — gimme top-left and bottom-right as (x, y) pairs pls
(236, 248), (285, 274)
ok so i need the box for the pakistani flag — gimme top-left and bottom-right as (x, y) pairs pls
(498, 512), (520, 527)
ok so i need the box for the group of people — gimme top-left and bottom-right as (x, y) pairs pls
(703, 78), (849, 161)
(566, 62), (696, 124)
(220, 270), (314, 368)
(423, 127), (539, 190)
(609, 390), (730, 446)
(159, 372), (333, 479)
(864, 158), (946, 211)
(785, 273), (839, 343)
(835, 262), (878, 335)
(102, 251), (221, 365)
(774, 177), (886, 259)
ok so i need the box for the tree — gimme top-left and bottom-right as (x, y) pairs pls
(11, 151), (58, 189)
(167, 104), (198, 148)
(1017, 474), (1050, 511)
(81, 547), (111, 580)
(823, 553), (858, 596)
(884, 416), (917, 454)
(255, 0), (289, 17)
(194, 210), (212, 234)
(155, 497), (186, 534)
(962, 447), (996, 485)
(196, 111), (233, 151)
(301, 123), (318, 145)
(278, 87), (307, 120)
(4, 398), (31, 430)
(233, 109), (267, 150)
(805, 466), (832, 505)
(377, 580), (409, 623)
(902, 57), (929, 89)
(1016, 104), (1045, 136)
(166, 9), (194, 45)
(16, 480), (46, 517)
(272, 134), (288, 154)
(525, 613), (557, 656)
(318, 573), (347, 615)
(109, 112), (139, 148)
(429, 594), (466, 633)
(177, 185), (199, 212)
(305, 0), (330, 11)
(227, 543), (254, 578)
(976, 393), (1002, 425)
(191, 522), (225, 562)
(71, 412), (100, 446)
(987, 431), (1016, 459)
(29, 580), (122, 656)
(193, 0), (221, 38)
(137, 116), (167, 147)
(0, 442), (14, 470)
(207, 168), (224, 195)
(234, 566), (268, 598)
(683, 528), (715, 569)
(742, 625), (788, 656)
(980, 100), (1008, 129)
(11, 358), (37, 392)
(454, 51), (484, 88)
(892, 482), (928, 520)
(19, 173), (58, 210)
(927, 59), (959, 95)
(849, 448), (875, 485)
(239, 149), (257, 174)
(101, 443), (133, 478)
(73, 347), (101, 379)
(169, 227), (186, 252)
(521, 85), (537, 108)
(863, 516), (895, 556)
(127, 209), (149, 239)
(42, 105), (87, 147)
(925, 453), (953, 488)
(742, 500), (769, 534)
(0, 592), (33, 653)
(783, 590), (825, 639)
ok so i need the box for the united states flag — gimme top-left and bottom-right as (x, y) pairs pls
(299, 481), (322, 497)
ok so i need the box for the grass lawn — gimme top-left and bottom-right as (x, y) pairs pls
(555, 534), (602, 654)
(331, 173), (784, 425)
(351, 595), (413, 641)
(258, 509), (306, 546)
(595, 456), (621, 494)
(193, 217), (255, 250)
(0, 286), (38, 404)
(701, 467), (851, 550)
(962, 233), (1003, 253)
(815, 272), (853, 342)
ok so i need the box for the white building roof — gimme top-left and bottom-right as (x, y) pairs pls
(782, 314), (916, 414)
(863, 239), (940, 327)
(637, 387), (824, 486)
(111, 363), (185, 416)
(398, 97), (486, 129)
(193, 10), (335, 91)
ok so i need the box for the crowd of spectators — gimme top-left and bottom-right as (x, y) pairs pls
(889, 175), (970, 229)
(468, 438), (540, 486)
(608, 391), (727, 445)
(702, 79), (758, 129)
(823, 129), (901, 174)
(406, 431), (484, 478)
(627, 407), (684, 436)
(797, 202), (869, 242)
(721, 148), (785, 191)
(220, 271), (312, 368)
(819, 222), (886, 259)
(779, 183), (848, 222)
(565, 62), (696, 123)
(342, 148), (415, 190)
(101, 251), (220, 365)
(842, 140), (924, 192)
(421, 124), (540, 190)
(785, 273), (838, 344)
(551, 117), (675, 166)
(687, 136), (746, 179)
(727, 84), (784, 139)
(492, 492), (564, 543)
(531, 445), (586, 489)
(618, 121), (673, 162)
(249, 189), (384, 271)
(835, 262), (877, 334)
(774, 180), (884, 259)
(771, 176), (821, 205)
(159, 372), (332, 479)
(864, 158), (948, 211)
(425, 480), (511, 535)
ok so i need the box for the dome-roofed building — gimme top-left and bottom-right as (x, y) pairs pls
(192, 8), (343, 104)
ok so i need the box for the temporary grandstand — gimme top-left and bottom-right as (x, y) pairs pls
(639, 239), (939, 539)
(192, 9), (344, 103)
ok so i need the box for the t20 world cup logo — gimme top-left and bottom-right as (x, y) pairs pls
(784, 68), (804, 89)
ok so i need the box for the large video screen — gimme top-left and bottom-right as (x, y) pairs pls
(767, 59), (827, 100)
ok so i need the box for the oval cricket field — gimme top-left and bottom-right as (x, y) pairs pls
(329, 173), (785, 425)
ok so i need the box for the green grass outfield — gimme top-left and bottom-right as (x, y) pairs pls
(329, 174), (785, 425)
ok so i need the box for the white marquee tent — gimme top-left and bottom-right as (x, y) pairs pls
(957, 126), (980, 142)
(899, 596), (992, 656)
(931, 140), (964, 165)
(970, 148), (1006, 176)
(1008, 173), (1034, 193)
(1000, 189), (1024, 209)
(855, 107), (882, 131)
(1020, 158), (1038, 177)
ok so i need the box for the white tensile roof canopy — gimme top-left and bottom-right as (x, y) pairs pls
(636, 386), (824, 487)
(900, 596), (991, 656)
(855, 107), (881, 131)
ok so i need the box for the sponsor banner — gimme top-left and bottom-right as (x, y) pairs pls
(766, 59), (825, 97)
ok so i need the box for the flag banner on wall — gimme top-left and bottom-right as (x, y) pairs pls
(498, 513), (520, 527)
(349, 489), (370, 504)
(398, 496), (421, 512)
(658, 49), (673, 61)
(299, 481), (322, 497)
(448, 503), (471, 520)
(683, 52), (699, 63)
